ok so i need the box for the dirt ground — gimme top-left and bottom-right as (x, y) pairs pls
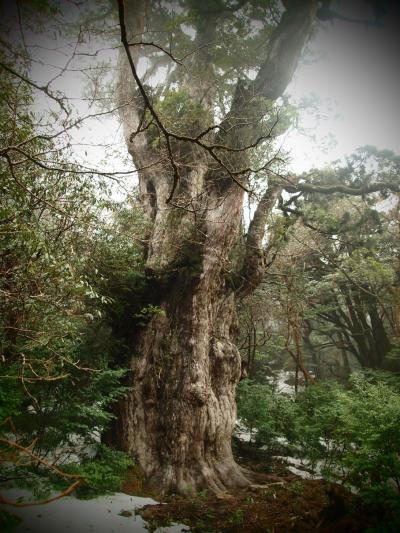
(122, 441), (390, 532)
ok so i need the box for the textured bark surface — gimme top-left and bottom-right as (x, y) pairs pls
(109, 0), (318, 493)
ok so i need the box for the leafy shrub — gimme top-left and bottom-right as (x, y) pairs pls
(291, 374), (400, 493)
(237, 372), (400, 526)
(0, 68), (144, 504)
(0, 510), (21, 532)
(236, 380), (296, 450)
(59, 445), (134, 499)
(290, 380), (347, 471)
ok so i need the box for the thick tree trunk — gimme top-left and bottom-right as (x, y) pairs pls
(109, 170), (249, 492)
(108, 0), (317, 493)
(112, 271), (249, 493)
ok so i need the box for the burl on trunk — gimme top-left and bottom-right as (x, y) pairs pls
(108, 0), (317, 493)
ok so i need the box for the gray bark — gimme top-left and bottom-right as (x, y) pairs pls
(110, 0), (317, 493)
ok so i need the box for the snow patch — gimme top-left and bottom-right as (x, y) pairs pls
(273, 456), (324, 480)
(1, 490), (186, 533)
(234, 420), (253, 442)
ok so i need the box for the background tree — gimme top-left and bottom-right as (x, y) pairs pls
(289, 147), (400, 372)
(243, 146), (400, 382)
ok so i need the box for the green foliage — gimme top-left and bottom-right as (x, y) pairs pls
(0, 57), (144, 502)
(229, 507), (244, 526)
(156, 89), (211, 136)
(0, 372), (23, 428)
(236, 380), (296, 449)
(289, 480), (304, 495)
(296, 374), (400, 527)
(85, 198), (149, 365)
(60, 445), (133, 499)
(8, 367), (128, 457)
(337, 374), (400, 491)
(290, 381), (346, 468)
(134, 304), (166, 326)
(0, 510), (21, 532)
(237, 372), (400, 526)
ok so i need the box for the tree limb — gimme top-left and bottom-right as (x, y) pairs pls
(237, 183), (283, 297)
(0, 61), (69, 115)
(254, 0), (318, 100)
(0, 437), (84, 507)
(288, 181), (400, 196)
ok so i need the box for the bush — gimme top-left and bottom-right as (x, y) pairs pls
(291, 380), (347, 472)
(58, 444), (134, 499)
(292, 374), (400, 494)
(236, 380), (296, 450)
(237, 372), (400, 526)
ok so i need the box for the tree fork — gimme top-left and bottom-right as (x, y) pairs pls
(111, 0), (318, 494)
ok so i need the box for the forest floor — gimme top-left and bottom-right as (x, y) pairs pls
(124, 440), (384, 532)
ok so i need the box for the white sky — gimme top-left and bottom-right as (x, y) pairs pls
(285, 2), (400, 172)
(6, 0), (400, 190)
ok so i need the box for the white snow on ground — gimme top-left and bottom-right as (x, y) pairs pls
(273, 456), (324, 480)
(1, 490), (187, 533)
(234, 420), (253, 442)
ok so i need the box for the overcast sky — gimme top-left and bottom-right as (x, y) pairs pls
(285, 0), (400, 171)
(4, 0), (400, 185)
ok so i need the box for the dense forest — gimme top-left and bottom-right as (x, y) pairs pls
(1, 0), (400, 531)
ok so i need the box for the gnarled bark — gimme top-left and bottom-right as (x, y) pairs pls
(109, 0), (318, 494)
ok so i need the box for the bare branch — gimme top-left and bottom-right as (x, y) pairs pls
(0, 61), (70, 116)
(0, 437), (84, 507)
(0, 480), (81, 507)
(128, 40), (183, 65)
